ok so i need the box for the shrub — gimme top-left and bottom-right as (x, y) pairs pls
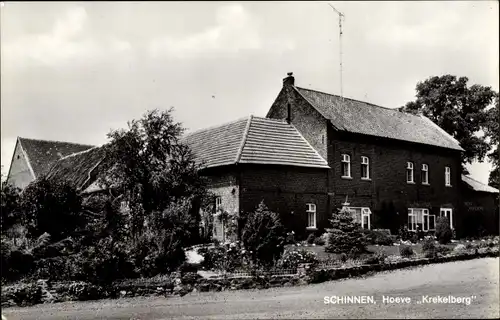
(325, 207), (366, 254)
(361, 229), (393, 246)
(452, 244), (467, 255)
(278, 249), (319, 269)
(398, 226), (412, 242)
(338, 252), (348, 263)
(313, 236), (325, 246)
(435, 245), (451, 256)
(241, 201), (286, 269)
(306, 233), (316, 245)
(435, 216), (452, 244)
(422, 238), (436, 252)
(364, 250), (387, 265)
(399, 245), (414, 258)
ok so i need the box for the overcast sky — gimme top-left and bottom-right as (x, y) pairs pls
(1, 1), (498, 183)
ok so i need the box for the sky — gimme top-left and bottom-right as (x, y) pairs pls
(1, 1), (499, 184)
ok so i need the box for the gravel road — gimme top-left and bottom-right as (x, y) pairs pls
(3, 257), (499, 319)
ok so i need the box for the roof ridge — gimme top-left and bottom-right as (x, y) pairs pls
(295, 86), (399, 111)
(235, 115), (253, 163)
(59, 146), (102, 160)
(19, 137), (95, 148)
(183, 116), (250, 139)
(420, 115), (463, 149)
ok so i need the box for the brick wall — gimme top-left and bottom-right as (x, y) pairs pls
(201, 167), (240, 241)
(239, 164), (329, 238)
(267, 86), (329, 160)
(6, 140), (35, 190)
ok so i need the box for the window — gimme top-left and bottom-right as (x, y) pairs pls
(421, 164), (429, 184)
(361, 156), (370, 180)
(322, 134), (325, 145)
(440, 208), (453, 230)
(406, 162), (414, 183)
(408, 208), (435, 232)
(215, 196), (222, 212)
(345, 207), (372, 229)
(306, 203), (317, 229)
(341, 154), (351, 178)
(445, 166), (451, 186)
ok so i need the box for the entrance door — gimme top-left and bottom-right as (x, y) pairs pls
(440, 208), (453, 230)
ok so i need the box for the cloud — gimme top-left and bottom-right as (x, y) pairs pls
(1, 6), (131, 67)
(148, 3), (294, 59)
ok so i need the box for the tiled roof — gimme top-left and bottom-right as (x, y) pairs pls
(19, 137), (95, 177)
(182, 116), (329, 169)
(44, 147), (106, 191)
(462, 175), (499, 194)
(294, 87), (464, 151)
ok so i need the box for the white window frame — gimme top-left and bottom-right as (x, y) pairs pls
(408, 208), (435, 232)
(406, 162), (414, 183)
(215, 196), (222, 212)
(445, 166), (451, 186)
(421, 164), (429, 185)
(306, 203), (317, 229)
(361, 156), (370, 180)
(341, 154), (351, 178)
(440, 208), (453, 230)
(346, 207), (372, 230)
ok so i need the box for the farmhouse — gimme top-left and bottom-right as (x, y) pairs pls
(5, 73), (498, 240)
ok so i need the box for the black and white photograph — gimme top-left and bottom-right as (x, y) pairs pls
(1, 1), (499, 319)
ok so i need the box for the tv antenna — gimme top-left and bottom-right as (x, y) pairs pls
(328, 3), (345, 103)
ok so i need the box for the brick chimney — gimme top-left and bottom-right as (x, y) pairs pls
(283, 72), (295, 87)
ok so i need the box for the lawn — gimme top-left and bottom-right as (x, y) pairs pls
(285, 242), (460, 261)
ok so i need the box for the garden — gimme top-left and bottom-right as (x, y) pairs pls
(1, 108), (499, 309)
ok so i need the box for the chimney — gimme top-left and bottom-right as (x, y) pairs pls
(283, 72), (295, 87)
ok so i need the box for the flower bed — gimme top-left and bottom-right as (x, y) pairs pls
(2, 244), (498, 309)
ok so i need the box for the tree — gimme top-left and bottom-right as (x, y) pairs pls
(98, 108), (209, 242)
(435, 216), (452, 244)
(241, 201), (286, 269)
(401, 75), (497, 172)
(19, 177), (85, 241)
(483, 94), (499, 189)
(325, 207), (366, 254)
(1, 180), (21, 230)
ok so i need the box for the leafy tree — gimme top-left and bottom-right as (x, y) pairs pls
(19, 177), (85, 241)
(98, 108), (209, 242)
(483, 94), (499, 189)
(401, 75), (497, 171)
(241, 201), (286, 269)
(325, 207), (366, 254)
(1, 181), (21, 230)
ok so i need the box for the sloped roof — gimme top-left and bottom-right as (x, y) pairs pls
(19, 137), (95, 177)
(44, 147), (105, 191)
(182, 116), (329, 169)
(462, 175), (499, 194)
(294, 87), (464, 152)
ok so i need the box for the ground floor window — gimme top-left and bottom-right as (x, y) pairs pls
(306, 203), (317, 229)
(408, 208), (435, 232)
(345, 207), (372, 229)
(439, 208), (453, 230)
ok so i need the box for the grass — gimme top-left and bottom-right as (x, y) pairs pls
(285, 242), (460, 261)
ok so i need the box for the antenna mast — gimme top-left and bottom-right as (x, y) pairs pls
(328, 3), (345, 103)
